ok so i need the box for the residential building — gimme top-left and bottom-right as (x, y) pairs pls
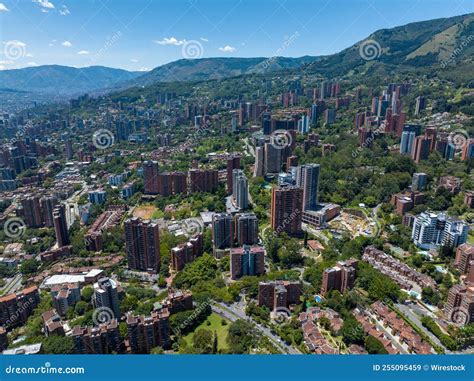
(230, 245), (265, 280)
(295, 164), (320, 211)
(53, 204), (70, 247)
(50, 283), (81, 316)
(143, 160), (160, 194)
(92, 277), (121, 319)
(126, 309), (171, 353)
(232, 169), (249, 210)
(0, 286), (40, 328)
(212, 213), (234, 250)
(235, 213), (259, 246)
(270, 185), (303, 236)
(412, 172), (427, 192)
(321, 259), (358, 295)
(72, 320), (122, 354)
(171, 234), (203, 271)
(124, 218), (161, 273)
(411, 212), (468, 250)
(226, 155), (240, 194)
(258, 281), (302, 310)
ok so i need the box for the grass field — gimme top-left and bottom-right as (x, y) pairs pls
(132, 204), (161, 219)
(184, 313), (230, 351)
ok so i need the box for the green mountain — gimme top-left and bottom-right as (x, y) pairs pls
(129, 56), (319, 87)
(303, 12), (474, 84)
(0, 65), (142, 95)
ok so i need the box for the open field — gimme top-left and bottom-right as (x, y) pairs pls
(184, 313), (230, 351)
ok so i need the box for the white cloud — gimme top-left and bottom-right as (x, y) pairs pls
(154, 37), (185, 46)
(59, 5), (70, 15)
(218, 45), (236, 53)
(32, 0), (55, 9)
(0, 3), (9, 12)
(61, 41), (72, 47)
(0, 60), (14, 65)
(138, 67), (150, 71)
(200, 37), (209, 42)
(26, 53), (34, 57)
(77, 50), (90, 55)
(27, 62), (38, 66)
(130, 58), (139, 63)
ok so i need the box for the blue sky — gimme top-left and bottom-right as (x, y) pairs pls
(0, 0), (473, 71)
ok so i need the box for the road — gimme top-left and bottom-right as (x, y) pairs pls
(212, 302), (301, 354)
(1, 274), (22, 295)
(396, 303), (447, 352)
(302, 223), (329, 244)
(366, 311), (408, 354)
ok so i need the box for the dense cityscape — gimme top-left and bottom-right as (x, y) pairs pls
(0, 2), (473, 362)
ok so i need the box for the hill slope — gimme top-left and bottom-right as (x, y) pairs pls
(303, 12), (474, 83)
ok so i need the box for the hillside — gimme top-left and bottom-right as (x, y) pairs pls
(303, 12), (474, 84)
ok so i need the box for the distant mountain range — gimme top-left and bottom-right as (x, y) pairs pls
(1, 11), (473, 108)
(0, 65), (142, 95)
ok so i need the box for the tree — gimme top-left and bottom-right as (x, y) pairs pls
(74, 301), (89, 315)
(226, 319), (260, 354)
(41, 336), (75, 354)
(365, 335), (388, 354)
(82, 286), (93, 302)
(341, 317), (364, 345)
(19, 259), (39, 275)
(192, 329), (214, 354)
(150, 346), (164, 354)
(212, 330), (218, 354)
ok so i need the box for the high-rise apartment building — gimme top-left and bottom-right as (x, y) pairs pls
(235, 213), (259, 246)
(53, 204), (70, 247)
(188, 168), (219, 193)
(93, 277), (121, 319)
(270, 185), (303, 235)
(295, 164), (320, 211)
(226, 155), (241, 194)
(124, 218), (161, 273)
(143, 160), (160, 194)
(212, 213), (234, 249)
(230, 245), (265, 280)
(232, 169), (248, 210)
